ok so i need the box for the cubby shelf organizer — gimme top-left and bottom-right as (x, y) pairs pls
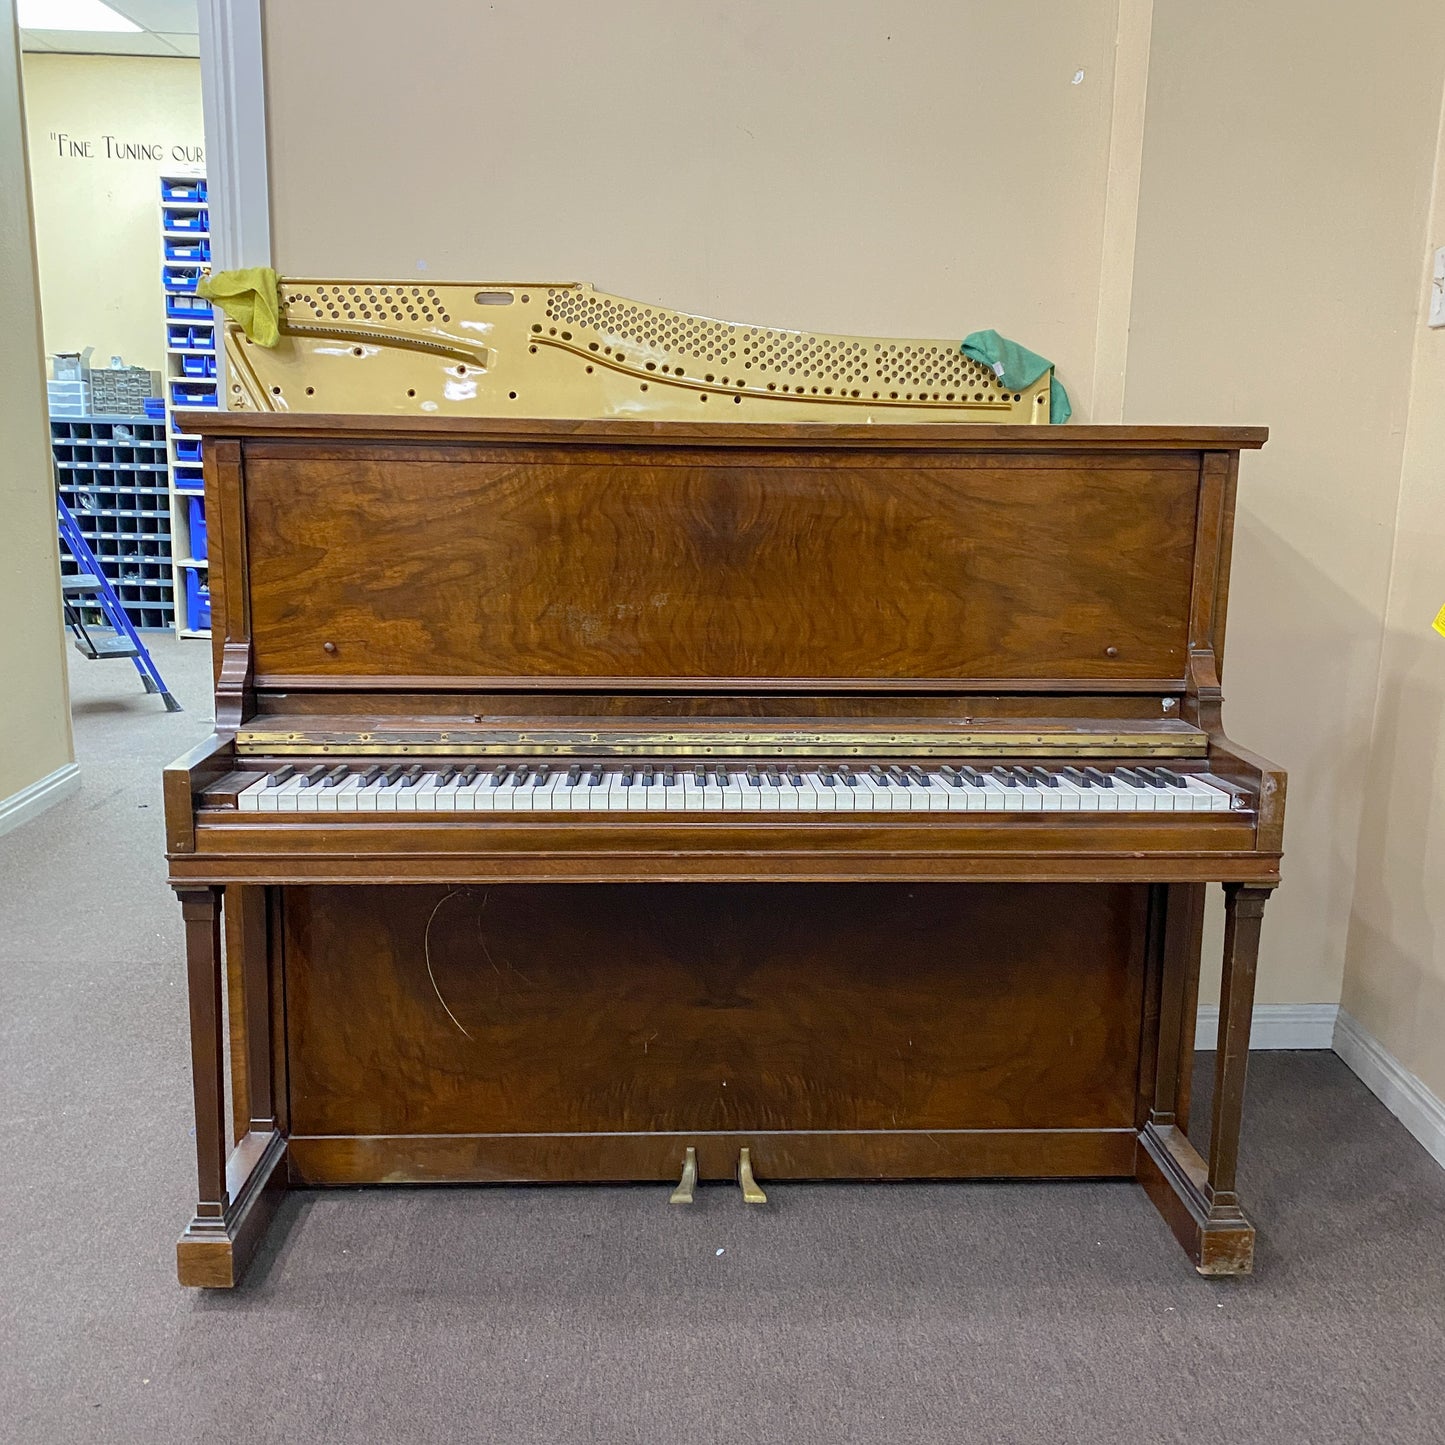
(53, 415), (174, 630)
(161, 169), (214, 638)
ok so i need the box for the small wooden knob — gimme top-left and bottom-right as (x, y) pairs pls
(1105, 646), (1119, 658)
(323, 641), (338, 655)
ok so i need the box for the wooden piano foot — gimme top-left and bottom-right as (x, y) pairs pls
(1137, 1122), (1254, 1275)
(177, 1129), (288, 1287)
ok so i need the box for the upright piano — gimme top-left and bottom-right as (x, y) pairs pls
(164, 287), (1282, 1288)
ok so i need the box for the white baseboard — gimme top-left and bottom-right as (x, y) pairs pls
(1195, 1002), (1339, 1051)
(1333, 1009), (1445, 1171)
(0, 762), (80, 839)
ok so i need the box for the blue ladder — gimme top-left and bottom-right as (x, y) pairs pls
(57, 495), (180, 711)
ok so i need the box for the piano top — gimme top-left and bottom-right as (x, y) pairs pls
(178, 412), (1268, 451)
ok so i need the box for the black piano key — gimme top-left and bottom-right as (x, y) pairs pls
(1115, 767), (1143, 787)
(762, 768), (780, 788)
(459, 765), (480, 785)
(940, 766), (964, 789)
(663, 767), (676, 787)
(961, 766), (987, 786)
(359, 765), (384, 786)
(620, 767), (635, 786)
(818, 769), (836, 787)
(991, 766), (1019, 788)
(1015, 768), (1039, 788)
(266, 765), (296, 788)
(488, 765), (509, 786)
(587, 766), (605, 786)
(532, 765), (551, 788)
(1083, 767), (1113, 789)
(1061, 766), (1090, 787)
(1027, 766), (1059, 788)
(379, 765), (404, 786)
(641, 766), (655, 787)
(885, 765), (907, 786)
(514, 764), (533, 786)
(321, 764), (350, 788)
(298, 764), (328, 787)
(566, 764), (581, 786)
(398, 765), (424, 789)
(787, 769), (805, 787)
(435, 766), (458, 787)
(1158, 767), (1189, 788)
(838, 765), (858, 788)
(746, 768), (762, 787)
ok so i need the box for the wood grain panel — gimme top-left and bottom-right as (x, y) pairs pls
(244, 455), (1198, 686)
(283, 882), (1148, 1141)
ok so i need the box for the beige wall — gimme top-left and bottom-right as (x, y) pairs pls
(22, 52), (202, 376)
(264, 0), (1123, 419)
(1342, 95), (1445, 1101)
(1126, 0), (1445, 1006)
(0, 2), (74, 805)
(260, 1), (1445, 1058)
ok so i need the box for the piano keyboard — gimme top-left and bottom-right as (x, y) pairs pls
(235, 763), (1239, 814)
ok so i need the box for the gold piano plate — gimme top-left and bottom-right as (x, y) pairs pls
(222, 280), (1053, 423)
(234, 720), (1208, 760)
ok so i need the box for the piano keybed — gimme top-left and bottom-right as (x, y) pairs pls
(230, 761), (1242, 814)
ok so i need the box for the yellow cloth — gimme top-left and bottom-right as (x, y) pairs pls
(196, 267), (282, 347)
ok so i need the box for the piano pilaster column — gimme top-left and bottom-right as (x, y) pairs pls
(1205, 883), (1272, 1209)
(179, 886), (230, 1220)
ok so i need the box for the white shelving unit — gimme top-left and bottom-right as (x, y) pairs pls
(160, 169), (215, 638)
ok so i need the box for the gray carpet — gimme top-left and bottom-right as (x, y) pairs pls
(2, 635), (1443, 1444)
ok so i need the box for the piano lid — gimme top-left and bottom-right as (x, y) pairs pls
(218, 280), (1053, 423)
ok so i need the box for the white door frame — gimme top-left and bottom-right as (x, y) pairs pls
(196, 0), (270, 270)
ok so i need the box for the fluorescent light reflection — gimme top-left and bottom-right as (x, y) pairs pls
(18, 0), (142, 32)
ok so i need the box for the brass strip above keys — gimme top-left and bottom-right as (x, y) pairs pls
(235, 727), (1208, 760)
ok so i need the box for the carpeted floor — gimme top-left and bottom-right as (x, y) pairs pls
(2, 635), (1443, 1444)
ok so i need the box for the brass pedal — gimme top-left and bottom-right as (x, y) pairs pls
(737, 1147), (767, 1205)
(669, 1146), (698, 1205)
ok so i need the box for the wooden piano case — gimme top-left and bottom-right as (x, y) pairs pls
(165, 417), (1281, 1285)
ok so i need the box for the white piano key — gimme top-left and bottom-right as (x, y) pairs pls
(237, 776), (269, 812)
(274, 776), (308, 813)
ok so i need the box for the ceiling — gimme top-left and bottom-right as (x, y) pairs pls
(21, 0), (199, 58)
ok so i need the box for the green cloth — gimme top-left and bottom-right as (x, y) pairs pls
(196, 267), (282, 347)
(960, 329), (1071, 424)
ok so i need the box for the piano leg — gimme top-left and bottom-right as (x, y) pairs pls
(1137, 882), (1272, 1276)
(175, 885), (288, 1287)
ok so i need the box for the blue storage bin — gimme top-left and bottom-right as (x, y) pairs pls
(163, 265), (202, 293)
(166, 294), (212, 320)
(187, 497), (207, 560)
(173, 435), (202, 462)
(164, 237), (211, 263)
(143, 397), (166, 419)
(173, 464), (205, 491)
(172, 382), (218, 408)
(167, 323), (216, 351)
(181, 353), (217, 378)
(162, 178), (207, 203)
(184, 567), (211, 631)
(165, 207), (208, 232)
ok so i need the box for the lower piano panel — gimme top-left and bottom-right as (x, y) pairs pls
(280, 882), (1152, 1179)
(287, 1128), (1140, 1184)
